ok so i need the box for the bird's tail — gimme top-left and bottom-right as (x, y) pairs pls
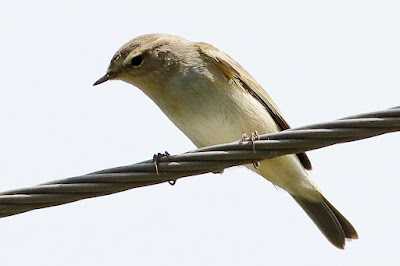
(292, 194), (358, 249)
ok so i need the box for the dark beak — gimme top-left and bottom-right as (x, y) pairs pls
(93, 71), (116, 86)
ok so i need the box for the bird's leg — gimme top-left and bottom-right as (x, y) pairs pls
(251, 130), (260, 169)
(251, 130), (259, 153)
(152, 153), (163, 175)
(240, 133), (248, 142)
(252, 161), (260, 169)
(152, 151), (176, 185)
(240, 131), (260, 169)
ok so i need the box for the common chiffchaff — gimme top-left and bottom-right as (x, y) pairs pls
(94, 34), (358, 249)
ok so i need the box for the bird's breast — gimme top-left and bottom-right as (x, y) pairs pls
(152, 79), (279, 148)
(139, 74), (318, 199)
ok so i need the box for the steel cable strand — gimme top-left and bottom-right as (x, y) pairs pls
(0, 106), (399, 218)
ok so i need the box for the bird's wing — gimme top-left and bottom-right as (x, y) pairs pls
(196, 42), (312, 170)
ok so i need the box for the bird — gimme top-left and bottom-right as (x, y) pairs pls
(94, 33), (358, 248)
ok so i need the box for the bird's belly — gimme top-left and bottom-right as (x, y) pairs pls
(156, 86), (319, 200)
(169, 93), (279, 148)
(182, 111), (260, 147)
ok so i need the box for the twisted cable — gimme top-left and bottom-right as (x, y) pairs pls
(0, 106), (399, 218)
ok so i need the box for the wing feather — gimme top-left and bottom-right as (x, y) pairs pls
(196, 42), (312, 170)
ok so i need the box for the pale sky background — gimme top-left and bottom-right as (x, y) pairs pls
(0, 1), (399, 265)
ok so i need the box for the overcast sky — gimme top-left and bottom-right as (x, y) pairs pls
(0, 1), (399, 265)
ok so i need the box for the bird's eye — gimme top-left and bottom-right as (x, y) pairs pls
(131, 55), (143, 66)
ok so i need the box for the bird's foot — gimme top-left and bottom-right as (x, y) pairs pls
(240, 133), (248, 142)
(251, 130), (259, 153)
(241, 131), (261, 169)
(252, 161), (260, 169)
(251, 130), (260, 168)
(152, 151), (176, 185)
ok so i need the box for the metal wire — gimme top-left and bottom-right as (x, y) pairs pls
(0, 106), (399, 218)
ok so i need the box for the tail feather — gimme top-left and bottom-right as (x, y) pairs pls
(292, 194), (358, 249)
(323, 198), (358, 239)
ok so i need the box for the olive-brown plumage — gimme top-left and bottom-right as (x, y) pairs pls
(94, 34), (358, 248)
